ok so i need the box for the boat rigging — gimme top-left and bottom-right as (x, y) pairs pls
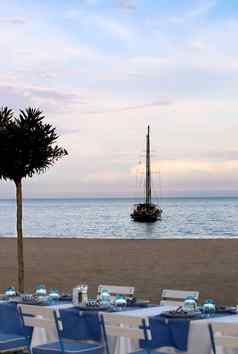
(131, 126), (162, 222)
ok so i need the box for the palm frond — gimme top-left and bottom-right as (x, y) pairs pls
(0, 106), (68, 182)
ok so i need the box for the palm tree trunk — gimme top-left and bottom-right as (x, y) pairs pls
(15, 179), (24, 293)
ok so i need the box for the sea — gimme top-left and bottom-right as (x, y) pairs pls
(0, 197), (237, 238)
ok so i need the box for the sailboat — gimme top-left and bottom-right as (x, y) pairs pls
(131, 126), (162, 222)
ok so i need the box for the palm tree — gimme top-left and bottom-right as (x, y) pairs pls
(0, 106), (68, 292)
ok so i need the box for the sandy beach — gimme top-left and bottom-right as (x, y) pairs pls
(0, 238), (237, 304)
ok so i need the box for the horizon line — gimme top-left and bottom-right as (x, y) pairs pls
(0, 195), (238, 201)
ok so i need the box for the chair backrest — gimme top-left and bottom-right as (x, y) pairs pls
(160, 289), (199, 306)
(102, 313), (150, 340)
(18, 304), (58, 333)
(98, 285), (135, 299)
(209, 322), (238, 354)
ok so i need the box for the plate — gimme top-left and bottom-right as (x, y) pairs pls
(75, 304), (114, 312)
(10, 299), (51, 306)
(215, 306), (237, 314)
(160, 310), (203, 319)
(59, 295), (73, 302)
(128, 300), (150, 308)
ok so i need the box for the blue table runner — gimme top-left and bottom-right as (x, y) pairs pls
(145, 315), (190, 351)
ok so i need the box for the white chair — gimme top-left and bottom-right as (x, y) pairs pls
(98, 285), (135, 300)
(18, 304), (105, 354)
(101, 313), (147, 354)
(160, 289), (199, 306)
(101, 313), (169, 354)
(18, 304), (57, 338)
(209, 322), (238, 354)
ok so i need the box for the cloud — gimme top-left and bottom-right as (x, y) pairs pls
(65, 9), (134, 41)
(168, 0), (217, 24)
(0, 0), (238, 197)
(129, 159), (238, 196)
(65, 9), (85, 19)
(0, 83), (82, 103)
(0, 83), (85, 115)
(186, 0), (217, 18)
(66, 0), (137, 13)
(92, 16), (133, 40)
(0, 17), (26, 25)
(172, 99), (238, 114)
(2, 3), (238, 104)
(26, 87), (82, 103)
(117, 0), (137, 12)
(59, 128), (81, 135)
(131, 159), (238, 176)
(81, 99), (171, 115)
(205, 150), (238, 161)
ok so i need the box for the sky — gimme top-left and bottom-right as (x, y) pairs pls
(0, 0), (238, 198)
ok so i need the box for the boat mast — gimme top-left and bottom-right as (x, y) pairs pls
(145, 125), (151, 206)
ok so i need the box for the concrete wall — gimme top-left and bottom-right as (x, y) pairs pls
(0, 238), (237, 304)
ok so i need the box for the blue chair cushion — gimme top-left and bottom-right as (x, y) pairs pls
(32, 341), (104, 354)
(0, 331), (28, 351)
(130, 351), (169, 354)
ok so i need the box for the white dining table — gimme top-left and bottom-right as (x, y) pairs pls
(111, 305), (238, 354)
(29, 303), (238, 354)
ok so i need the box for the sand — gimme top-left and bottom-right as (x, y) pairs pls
(0, 238), (237, 304)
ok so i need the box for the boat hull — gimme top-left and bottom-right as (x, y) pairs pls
(131, 203), (162, 223)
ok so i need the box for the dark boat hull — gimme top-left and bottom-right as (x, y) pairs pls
(131, 203), (162, 223)
(131, 213), (160, 222)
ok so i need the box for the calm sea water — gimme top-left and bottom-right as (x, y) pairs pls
(0, 197), (237, 238)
